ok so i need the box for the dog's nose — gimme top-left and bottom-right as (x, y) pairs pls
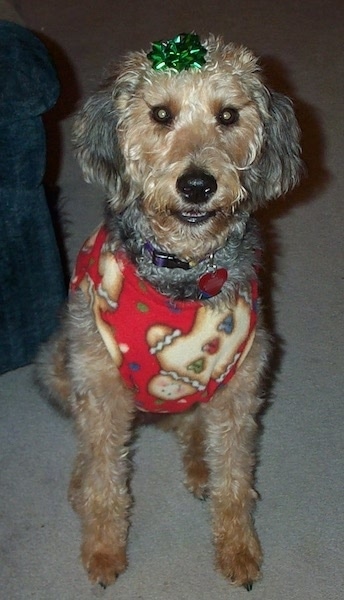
(176, 170), (217, 204)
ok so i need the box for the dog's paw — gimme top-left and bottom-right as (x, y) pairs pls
(83, 548), (127, 587)
(184, 474), (209, 500)
(183, 457), (209, 500)
(215, 535), (262, 588)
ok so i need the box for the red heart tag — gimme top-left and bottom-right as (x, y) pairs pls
(198, 268), (228, 298)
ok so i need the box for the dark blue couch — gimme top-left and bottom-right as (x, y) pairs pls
(0, 21), (66, 374)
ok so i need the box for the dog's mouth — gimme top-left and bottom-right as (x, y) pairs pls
(174, 209), (216, 225)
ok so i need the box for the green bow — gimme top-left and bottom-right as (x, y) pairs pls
(147, 33), (207, 72)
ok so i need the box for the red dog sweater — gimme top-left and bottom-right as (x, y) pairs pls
(70, 226), (258, 413)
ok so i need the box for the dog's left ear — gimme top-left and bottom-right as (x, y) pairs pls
(72, 84), (127, 197)
(243, 90), (303, 205)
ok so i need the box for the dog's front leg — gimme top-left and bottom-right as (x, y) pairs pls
(202, 334), (266, 589)
(66, 299), (136, 587)
(69, 378), (135, 587)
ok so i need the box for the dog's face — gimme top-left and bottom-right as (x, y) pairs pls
(114, 58), (264, 259)
(73, 36), (302, 260)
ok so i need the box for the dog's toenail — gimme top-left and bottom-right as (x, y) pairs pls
(244, 582), (253, 591)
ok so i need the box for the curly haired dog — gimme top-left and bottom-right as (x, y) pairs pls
(36, 34), (302, 590)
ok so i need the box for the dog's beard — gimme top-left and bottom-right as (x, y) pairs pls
(139, 184), (246, 260)
(138, 201), (242, 261)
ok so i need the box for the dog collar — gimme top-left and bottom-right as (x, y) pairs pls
(143, 241), (196, 270)
(143, 241), (228, 299)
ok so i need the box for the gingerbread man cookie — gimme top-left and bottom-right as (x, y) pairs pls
(146, 297), (254, 402)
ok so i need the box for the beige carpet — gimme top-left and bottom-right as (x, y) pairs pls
(1, 1), (343, 598)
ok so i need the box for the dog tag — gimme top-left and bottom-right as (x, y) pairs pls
(198, 268), (228, 298)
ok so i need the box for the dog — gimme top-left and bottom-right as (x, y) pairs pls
(36, 33), (302, 590)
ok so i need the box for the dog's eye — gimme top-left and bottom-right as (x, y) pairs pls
(217, 107), (239, 126)
(151, 106), (173, 125)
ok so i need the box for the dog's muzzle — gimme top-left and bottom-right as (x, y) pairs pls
(176, 169), (217, 224)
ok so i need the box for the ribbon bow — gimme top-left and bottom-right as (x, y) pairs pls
(147, 33), (207, 72)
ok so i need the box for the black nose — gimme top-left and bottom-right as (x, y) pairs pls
(176, 170), (217, 204)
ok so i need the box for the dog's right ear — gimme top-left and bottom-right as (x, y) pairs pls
(242, 89), (303, 206)
(72, 81), (126, 198)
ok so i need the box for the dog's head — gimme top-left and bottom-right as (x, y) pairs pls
(73, 34), (302, 260)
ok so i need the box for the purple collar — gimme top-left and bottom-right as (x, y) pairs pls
(143, 241), (229, 299)
(143, 241), (196, 270)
